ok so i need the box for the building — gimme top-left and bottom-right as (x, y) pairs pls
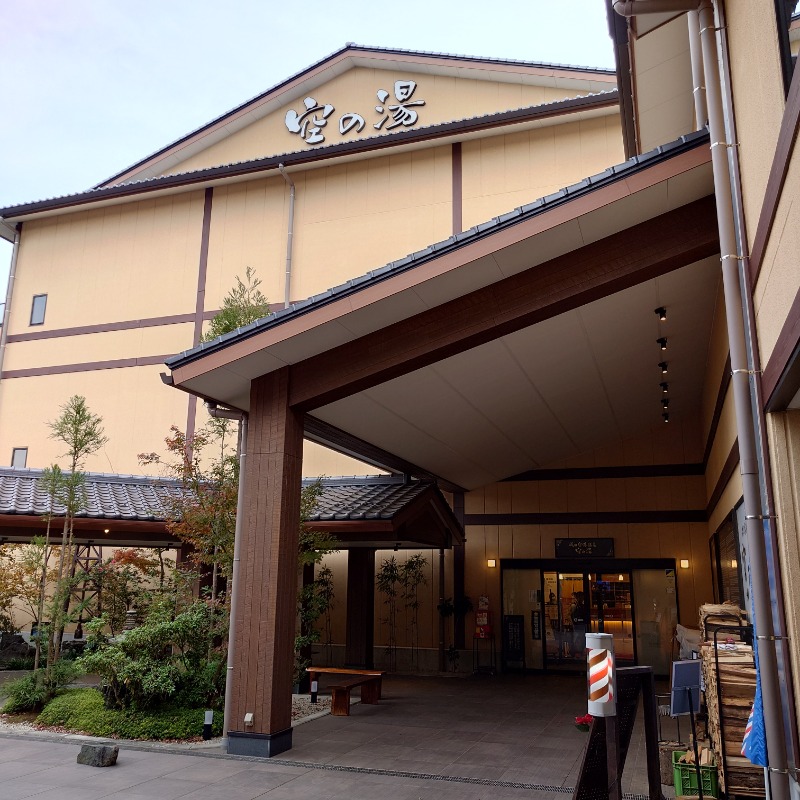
(1, 4), (800, 791)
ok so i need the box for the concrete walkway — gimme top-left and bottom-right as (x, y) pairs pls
(0, 673), (677, 800)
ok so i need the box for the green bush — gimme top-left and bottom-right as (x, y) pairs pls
(3, 656), (35, 670)
(37, 688), (223, 740)
(1, 660), (81, 713)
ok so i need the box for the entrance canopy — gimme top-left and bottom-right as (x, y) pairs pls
(166, 130), (719, 489)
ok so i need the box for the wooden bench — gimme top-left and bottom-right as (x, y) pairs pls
(306, 667), (386, 716)
(328, 674), (382, 716)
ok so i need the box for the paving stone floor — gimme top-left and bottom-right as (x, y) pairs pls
(0, 672), (680, 800)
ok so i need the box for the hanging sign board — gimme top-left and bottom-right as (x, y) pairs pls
(555, 538), (615, 559)
(531, 610), (542, 640)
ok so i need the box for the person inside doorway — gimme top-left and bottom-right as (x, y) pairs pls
(570, 591), (586, 657)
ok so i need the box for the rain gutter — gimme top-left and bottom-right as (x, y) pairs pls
(0, 226), (21, 381)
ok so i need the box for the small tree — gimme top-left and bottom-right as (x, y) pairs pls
(202, 267), (270, 342)
(317, 565), (336, 664)
(401, 554), (428, 669)
(377, 556), (401, 671)
(46, 396), (107, 678)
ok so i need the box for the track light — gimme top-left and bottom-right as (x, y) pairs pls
(655, 307), (667, 321)
(662, 412), (670, 422)
(657, 337), (668, 350)
(662, 398), (670, 409)
(659, 362), (668, 374)
(660, 382), (669, 393)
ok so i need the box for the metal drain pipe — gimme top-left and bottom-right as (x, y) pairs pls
(278, 164), (295, 309)
(612, 3), (792, 797)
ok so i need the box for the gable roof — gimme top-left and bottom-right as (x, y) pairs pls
(96, 44), (616, 188)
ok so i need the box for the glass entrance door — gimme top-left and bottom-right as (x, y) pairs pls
(543, 571), (588, 668)
(589, 573), (634, 664)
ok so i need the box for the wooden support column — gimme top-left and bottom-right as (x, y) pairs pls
(227, 368), (303, 758)
(345, 548), (375, 669)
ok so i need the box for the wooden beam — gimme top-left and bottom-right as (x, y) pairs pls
(289, 196), (719, 412)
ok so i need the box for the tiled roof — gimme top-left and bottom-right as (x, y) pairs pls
(0, 467), (432, 524)
(167, 128), (711, 371)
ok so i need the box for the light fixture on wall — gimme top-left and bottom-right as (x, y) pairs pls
(660, 382), (669, 393)
(558, 573), (564, 580)
(655, 307), (667, 321)
(659, 361), (669, 374)
(103, 528), (110, 534)
(657, 337), (668, 350)
(618, 574), (624, 581)
(662, 398), (670, 409)
(731, 559), (738, 569)
(680, 559), (690, 569)
(487, 559), (496, 568)
(662, 413), (670, 423)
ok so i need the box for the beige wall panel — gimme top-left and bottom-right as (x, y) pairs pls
(753, 151), (800, 365)
(633, 16), (694, 152)
(483, 483), (499, 514)
(461, 115), (623, 230)
(292, 151), (452, 300)
(204, 178), (289, 312)
(765, 411), (800, 734)
(707, 472), (743, 534)
(701, 284), (729, 444)
(597, 478), (628, 512)
(300, 441), (380, 478)
(726, 1), (785, 248)
(704, 387), (737, 502)
(317, 550), (348, 645)
(10, 193), (204, 335)
(628, 523), (661, 558)
(0, 366), (189, 474)
(166, 67), (594, 175)
(689, 521), (713, 616)
(539, 480), (568, 512)
(567, 478), (597, 512)
(626, 477), (658, 512)
(511, 525), (540, 558)
(2, 324), (194, 372)
(510, 481), (539, 512)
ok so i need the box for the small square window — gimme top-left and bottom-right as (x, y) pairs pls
(11, 447), (28, 468)
(30, 294), (47, 326)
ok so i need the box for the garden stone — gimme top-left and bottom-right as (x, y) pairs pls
(77, 744), (119, 767)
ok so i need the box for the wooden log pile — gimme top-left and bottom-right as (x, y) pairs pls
(699, 603), (765, 797)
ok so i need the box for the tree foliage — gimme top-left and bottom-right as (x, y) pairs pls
(201, 267), (270, 342)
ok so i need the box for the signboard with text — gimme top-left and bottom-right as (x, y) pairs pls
(555, 538), (615, 559)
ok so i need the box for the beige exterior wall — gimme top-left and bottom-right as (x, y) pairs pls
(700, 284), (728, 446)
(461, 114), (623, 230)
(0, 366), (188, 475)
(753, 146), (800, 365)
(766, 410), (800, 741)
(8, 193), (205, 333)
(725, 1), (786, 252)
(166, 68), (597, 176)
(633, 16), (694, 152)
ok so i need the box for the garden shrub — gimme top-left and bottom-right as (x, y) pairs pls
(1, 659), (81, 713)
(37, 688), (223, 740)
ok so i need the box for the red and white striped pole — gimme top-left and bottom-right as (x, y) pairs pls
(586, 632), (620, 800)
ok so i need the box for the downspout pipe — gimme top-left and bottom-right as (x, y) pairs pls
(206, 402), (248, 751)
(278, 164), (295, 309)
(614, 2), (792, 797)
(687, 9), (707, 130)
(0, 227), (21, 380)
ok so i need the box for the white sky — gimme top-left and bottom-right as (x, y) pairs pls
(0, 0), (616, 288)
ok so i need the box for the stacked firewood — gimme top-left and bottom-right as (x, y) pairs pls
(699, 603), (765, 797)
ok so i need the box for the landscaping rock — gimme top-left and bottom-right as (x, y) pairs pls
(77, 744), (119, 767)
(0, 635), (33, 664)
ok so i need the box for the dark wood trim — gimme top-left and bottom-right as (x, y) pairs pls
(706, 439), (740, 519)
(748, 60), (800, 287)
(503, 463), (704, 482)
(288, 196), (719, 412)
(1, 354), (173, 379)
(303, 415), (466, 493)
(4, 93), (620, 220)
(452, 491), (466, 649)
(194, 188), (213, 346)
(703, 354), (732, 466)
(6, 312), (200, 342)
(763, 284), (800, 409)
(464, 510), (706, 526)
(452, 142), (462, 235)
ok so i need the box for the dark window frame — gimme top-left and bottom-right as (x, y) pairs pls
(775, 0), (799, 96)
(29, 294), (47, 326)
(11, 447), (28, 468)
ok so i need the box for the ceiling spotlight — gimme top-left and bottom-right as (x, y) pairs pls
(655, 307), (667, 321)
(657, 337), (668, 350)
(660, 382), (669, 393)
(662, 412), (670, 422)
(659, 361), (668, 374)
(662, 398), (670, 409)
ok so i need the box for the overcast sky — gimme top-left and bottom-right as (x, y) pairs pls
(0, 0), (616, 287)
